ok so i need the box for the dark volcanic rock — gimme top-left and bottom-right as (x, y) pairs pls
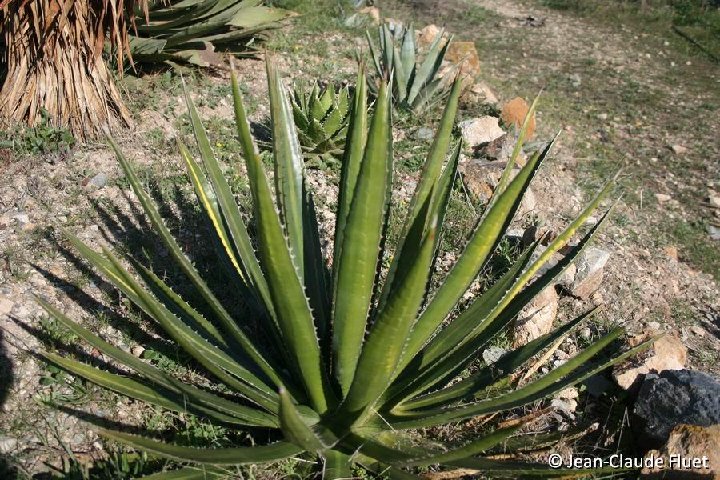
(634, 369), (720, 448)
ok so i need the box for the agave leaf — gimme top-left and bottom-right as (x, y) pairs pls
(267, 62), (305, 272)
(138, 466), (227, 479)
(130, 260), (227, 350)
(378, 78), (462, 310)
(333, 67), (368, 277)
(100, 247), (279, 411)
(130, 0), (292, 67)
(323, 450), (352, 479)
(109, 139), (282, 390)
(345, 198), (438, 413)
(394, 199), (614, 403)
(406, 30), (451, 105)
(406, 425), (521, 467)
(399, 25), (416, 87)
(180, 149), (250, 291)
(279, 388), (326, 453)
(391, 327), (631, 428)
(229, 5), (289, 28)
(99, 429), (301, 465)
(332, 79), (391, 397)
(301, 181), (332, 355)
(382, 244), (535, 407)
(403, 139), (553, 368)
(401, 307), (598, 410)
(36, 299), (266, 424)
(43, 352), (277, 427)
(365, 30), (383, 78)
(393, 47), (409, 102)
(241, 73), (328, 413)
(184, 83), (274, 310)
(68, 238), (274, 406)
(357, 424), (520, 468)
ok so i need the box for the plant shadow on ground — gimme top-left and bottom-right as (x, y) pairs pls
(0, 329), (16, 477)
(17, 174), (296, 477)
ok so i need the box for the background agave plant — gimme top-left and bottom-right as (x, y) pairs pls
(38, 60), (651, 478)
(366, 22), (453, 112)
(290, 80), (352, 165)
(129, 0), (293, 68)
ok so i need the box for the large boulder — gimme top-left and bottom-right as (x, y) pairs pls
(634, 370), (720, 448)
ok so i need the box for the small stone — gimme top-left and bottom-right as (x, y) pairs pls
(597, 113), (608, 120)
(570, 247), (610, 299)
(87, 173), (108, 189)
(12, 212), (29, 225)
(501, 97), (536, 139)
(689, 325), (706, 337)
(131, 345), (145, 358)
(459, 116), (505, 147)
(0, 298), (13, 316)
(519, 187), (536, 216)
(634, 370), (720, 447)
(663, 245), (679, 261)
(655, 193), (672, 203)
(415, 127), (434, 141)
(670, 144), (688, 155)
(569, 73), (581, 88)
(463, 82), (499, 106)
(513, 286), (559, 347)
(482, 346), (508, 365)
(707, 224), (720, 241)
(613, 335), (687, 390)
(709, 195), (720, 208)
(0, 436), (17, 454)
(579, 327), (592, 340)
(552, 388), (579, 415)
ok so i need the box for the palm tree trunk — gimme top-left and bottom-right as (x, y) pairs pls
(0, 0), (133, 139)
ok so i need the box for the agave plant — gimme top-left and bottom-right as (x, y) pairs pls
(128, 0), (293, 67)
(290, 80), (352, 165)
(366, 22), (453, 112)
(38, 60), (650, 479)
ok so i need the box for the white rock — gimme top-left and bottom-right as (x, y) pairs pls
(513, 286), (559, 347)
(0, 436), (17, 454)
(0, 298), (13, 316)
(482, 346), (508, 365)
(571, 247), (610, 299)
(459, 116), (505, 147)
(466, 82), (499, 105)
(671, 145), (688, 155)
(655, 193), (672, 203)
(12, 212), (29, 225)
